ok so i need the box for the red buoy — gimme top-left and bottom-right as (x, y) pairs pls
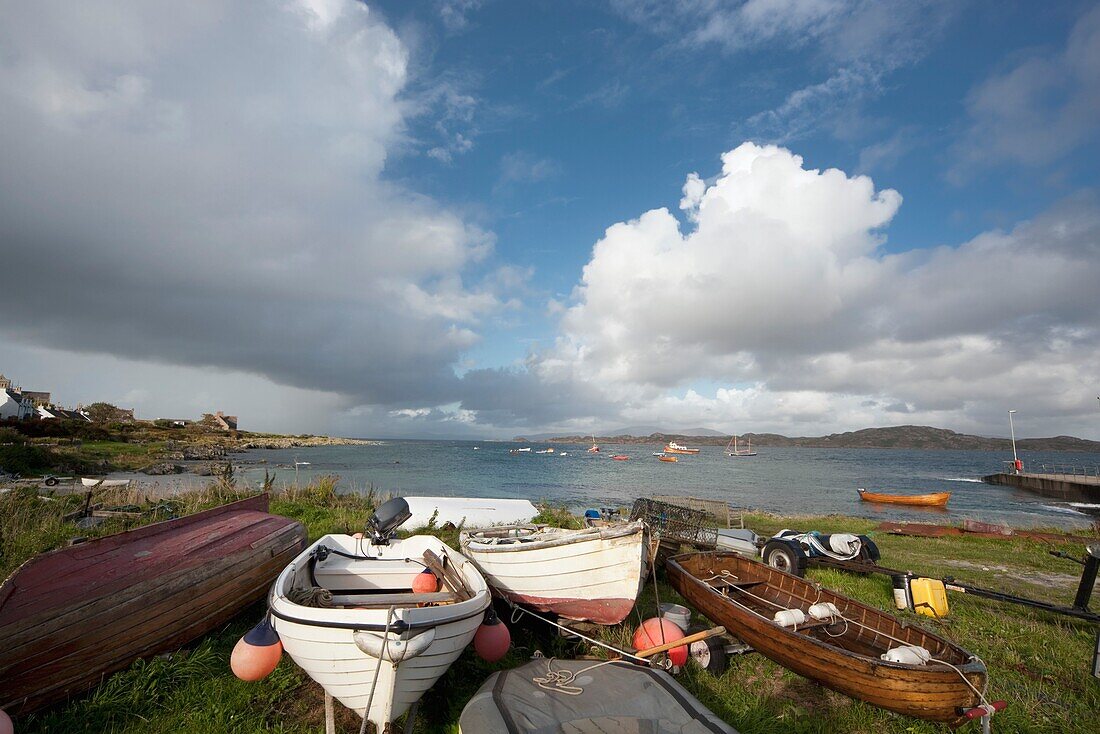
(473, 608), (511, 662)
(231, 618), (283, 681)
(633, 617), (687, 666)
(412, 568), (439, 594)
(0, 708), (12, 734)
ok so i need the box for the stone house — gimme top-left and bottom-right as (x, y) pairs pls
(201, 411), (238, 431)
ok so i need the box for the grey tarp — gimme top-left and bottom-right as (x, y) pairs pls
(458, 659), (739, 733)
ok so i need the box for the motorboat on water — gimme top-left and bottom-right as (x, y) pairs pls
(460, 521), (647, 625)
(269, 498), (490, 732)
(664, 441), (700, 455)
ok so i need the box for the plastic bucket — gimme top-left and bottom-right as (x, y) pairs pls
(659, 603), (691, 632)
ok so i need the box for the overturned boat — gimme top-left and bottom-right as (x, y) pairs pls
(0, 494), (306, 714)
(460, 522), (647, 624)
(269, 497), (490, 732)
(459, 658), (738, 733)
(667, 551), (988, 725)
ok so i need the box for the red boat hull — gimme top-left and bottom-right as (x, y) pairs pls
(505, 591), (635, 625)
(0, 494), (306, 714)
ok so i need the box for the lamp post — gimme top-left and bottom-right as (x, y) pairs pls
(1008, 410), (1019, 473)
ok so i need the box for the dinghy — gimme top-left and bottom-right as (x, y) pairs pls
(80, 477), (131, 487)
(269, 498), (490, 732)
(460, 522), (646, 624)
(0, 494), (306, 714)
(403, 496), (538, 528)
(858, 488), (950, 507)
(667, 551), (989, 724)
(459, 658), (738, 733)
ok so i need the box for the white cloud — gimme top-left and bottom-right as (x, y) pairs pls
(528, 143), (1100, 438)
(951, 4), (1100, 179)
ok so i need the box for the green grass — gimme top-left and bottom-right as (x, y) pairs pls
(7, 484), (1100, 733)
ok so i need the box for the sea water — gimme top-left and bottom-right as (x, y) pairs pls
(231, 441), (1100, 530)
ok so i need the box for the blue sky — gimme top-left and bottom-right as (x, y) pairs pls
(1, 1), (1098, 439)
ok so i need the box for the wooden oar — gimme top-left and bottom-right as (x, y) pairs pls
(422, 549), (473, 601)
(633, 625), (725, 658)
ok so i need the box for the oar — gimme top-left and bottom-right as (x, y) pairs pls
(633, 625), (725, 659)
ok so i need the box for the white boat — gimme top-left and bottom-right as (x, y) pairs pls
(459, 521), (647, 625)
(534, 448), (555, 454)
(404, 496), (538, 529)
(80, 477), (131, 488)
(664, 441), (700, 454)
(269, 498), (490, 732)
(725, 435), (757, 457)
(508, 447), (531, 454)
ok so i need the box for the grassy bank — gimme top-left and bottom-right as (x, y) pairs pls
(5, 483), (1099, 733)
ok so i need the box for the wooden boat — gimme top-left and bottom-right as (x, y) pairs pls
(270, 498), (490, 732)
(612, 454), (630, 461)
(664, 441), (700, 454)
(858, 488), (950, 507)
(659, 455), (678, 463)
(724, 435), (757, 457)
(460, 522), (646, 624)
(667, 552), (986, 724)
(0, 494), (306, 715)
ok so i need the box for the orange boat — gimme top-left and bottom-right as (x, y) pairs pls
(659, 455), (678, 463)
(663, 441), (700, 455)
(857, 488), (950, 507)
(612, 455), (630, 461)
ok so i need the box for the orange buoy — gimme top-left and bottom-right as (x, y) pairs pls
(231, 618), (283, 681)
(473, 608), (511, 662)
(633, 617), (687, 666)
(412, 568), (439, 594)
(0, 708), (12, 734)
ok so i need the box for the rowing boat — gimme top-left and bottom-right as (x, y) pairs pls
(0, 494), (306, 714)
(270, 498), (490, 731)
(667, 551), (986, 724)
(857, 488), (950, 507)
(460, 522), (646, 624)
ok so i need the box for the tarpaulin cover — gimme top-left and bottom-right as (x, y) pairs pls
(458, 659), (738, 733)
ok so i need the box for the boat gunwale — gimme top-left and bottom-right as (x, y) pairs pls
(460, 521), (645, 553)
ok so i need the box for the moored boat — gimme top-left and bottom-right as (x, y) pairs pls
(667, 551), (987, 724)
(664, 441), (700, 454)
(460, 521), (647, 625)
(612, 454), (630, 461)
(0, 494), (306, 714)
(857, 488), (950, 507)
(270, 498), (490, 732)
(659, 455), (678, 462)
(724, 435), (757, 457)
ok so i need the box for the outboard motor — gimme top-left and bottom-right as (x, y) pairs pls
(368, 497), (412, 545)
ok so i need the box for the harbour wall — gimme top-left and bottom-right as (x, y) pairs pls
(982, 472), (1100, 503)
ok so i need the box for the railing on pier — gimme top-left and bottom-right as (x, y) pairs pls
(1031, 463), (1100, 479)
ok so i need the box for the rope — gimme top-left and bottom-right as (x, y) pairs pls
(288, 586), (334, 608)
(359, 605), (395, 734)
(532, 657), (620, 695)
(503, 599), (651, 665)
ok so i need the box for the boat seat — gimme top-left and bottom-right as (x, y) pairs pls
(329, 591), (461, 607)
(708, 578), (765, 591)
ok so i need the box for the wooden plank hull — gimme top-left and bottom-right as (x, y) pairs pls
(461, 522), (646, 625)
(0, 494), (307, 714)
(858, 489), (950, 507)
(667, 552), (985, 724)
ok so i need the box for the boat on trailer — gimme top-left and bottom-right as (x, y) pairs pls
(858, 488), (950, 507)
(0, 494), (306, 715)
(667, 551), (988, 725)
(80, 477), (131, 487)
(269, 498), (490, 732)
(460, 522), (647, 625)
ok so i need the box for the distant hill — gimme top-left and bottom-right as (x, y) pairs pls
(518, 426), (724, 440)
(536, 425), (1100, 452)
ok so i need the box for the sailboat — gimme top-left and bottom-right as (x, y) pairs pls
(587, 435), (600, 453)
(725, 435), (757, 457)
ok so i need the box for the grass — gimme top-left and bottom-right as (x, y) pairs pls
(5, 481), (1100, 733)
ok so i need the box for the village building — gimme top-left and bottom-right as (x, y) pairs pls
(0, 374), (10, 391)
(1, 389), (35, 420)
(36, 405), (91, 421)
(21, 390), (52, 407)
(201, 411), (238, 431)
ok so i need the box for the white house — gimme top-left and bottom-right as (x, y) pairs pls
(1, 389), (34, 420)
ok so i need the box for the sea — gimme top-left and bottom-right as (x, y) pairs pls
(193, 440), (1100, 531)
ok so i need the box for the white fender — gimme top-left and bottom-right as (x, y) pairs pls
(353, 627), (436, 663)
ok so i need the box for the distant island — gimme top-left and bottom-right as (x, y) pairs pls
(535, 425), (1100, 452)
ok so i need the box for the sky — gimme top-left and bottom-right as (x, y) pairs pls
(1, 0), (1098, 440)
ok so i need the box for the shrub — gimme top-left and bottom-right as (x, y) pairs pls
(0, 445), (56, 476)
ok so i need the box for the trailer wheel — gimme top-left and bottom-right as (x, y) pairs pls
(762, 540), (806, 577)
(44, 476), (59, 487)
(687, 624), (728, 676)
